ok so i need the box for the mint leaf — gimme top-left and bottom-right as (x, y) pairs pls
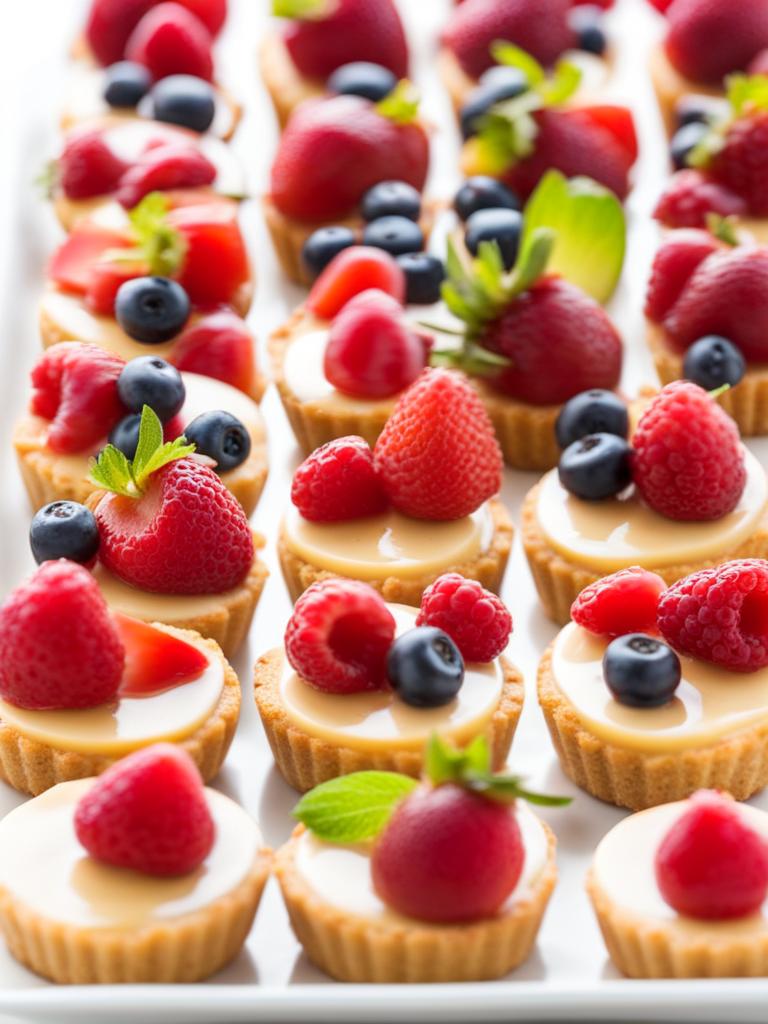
(726, 72), (768, 117)
(490, 41), (545, 87)
(706, 212), (740, 247)
(272, 0), (328, 17)
(539, 58), (582, 107)
(293, 772), (418, 843)
(131, 404), (164, 482)
(35, 159), (57, 200)
(464, 773), (573, 807)
(376, 80), (420, 124)
(89, 445), (136, 498)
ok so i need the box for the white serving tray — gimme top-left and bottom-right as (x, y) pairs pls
(0, 1), (767, 1021)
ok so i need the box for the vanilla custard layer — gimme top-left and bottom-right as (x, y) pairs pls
(0, 780), (261, 929)
(536, 449), (767, 572)
(281, 604), (504, 751)
(0, 627), (223, 755)
(295, 801), (548, 923)
(593, 800), (768, 939)
(94, 562), (245, 621)
(552, 622), (768, 753)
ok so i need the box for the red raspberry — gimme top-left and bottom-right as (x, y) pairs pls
(171, 310), (257, 395)
(115, 143), (217, 210)
(94, 458), (254, 594)
(658, 559), (768, 671)
(74, 744), (214, 876)
(84, 0), (155, 66)
(710, 112), (768, 216)
(571, 567), (667, 638)
(417, 574), (512, 662)
(284, 579), (396, 694)
(30, 343), (126, 454)
(373, 368), (503, 520)
(306, 247), (406, 321)
(291, 437), (388, 523)
(632, 381), (746, 521)
(0, 561), (124, 710)
(59, 130), (129, 200)
(655, 790), (768, 919)
(125, 2), (214, 81)
(644, 229), (720, 323)
(653, 170), (747, 229)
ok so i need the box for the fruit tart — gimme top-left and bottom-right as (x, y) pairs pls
(274, 735), (564, 982)
(0, 561), (240, 794)
(0, 744), (270, 983)
(523, 382), (768, 624)
(539, 560), (768, 808)
(277, 369), (513, 605)
(254, 575), (522, 791)
(259, 0), (409, 129)
(13, 343), (267, 516)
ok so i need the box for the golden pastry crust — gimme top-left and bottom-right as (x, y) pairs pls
(274, 821), (556, 982)
(648, 43), (722, 137)
(538, 644), (768, 810)
(258, 30), (325, 130)
(278, 497), (514, 605)
(0, 629), (241, 796)
(471, 379), (562, 471)
(253, 649), (524, 792)
(521, 479), (768, 625)
(437, 46), (479, 118)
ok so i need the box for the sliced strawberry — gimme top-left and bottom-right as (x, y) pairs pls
(307, 246), (406, 320)
(168, 202), (250, 308)
(84, 0), (155, 66)
(575, 105), (638, 166)
(48, 227), (132, 296)
(85, 259), (148, 316)
(115, 613), (208, 696)
(116, 144), (217, 210)
(171, 310), (256, 394)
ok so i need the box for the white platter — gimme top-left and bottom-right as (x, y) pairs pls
(0, 0), (767, 1021)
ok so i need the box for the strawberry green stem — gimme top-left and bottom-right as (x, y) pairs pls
(272, 0), (330, 19)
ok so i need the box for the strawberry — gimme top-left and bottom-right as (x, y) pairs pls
(58, 130), (129, 200)
(373, 368), (502, 520)
(171, 310), (256, 394)
(48, 226), (133, 295)
(30, 343), (126, 454)
(306, 246), (406, 320)
(279, 0), (408, 80)
(644, 228), (721, 322)
(665, 0), (768, 84)
(653, 169), (747, 229)
(175, 0), (226, 36)
(0, 561), (125, 710)
(125, 2), (214, 81)
(571, 567), (667, 638)
(291, 436), (389, 523)
(86, 259), (148, 316)
(576, 105), (639, 166)
(748, 48), (768, 76)
(270, 92), (429, 223)
(710, 111), (768, 216)
(74, 744), (215, 876)
(84, 0), (155, 65)
(167, 202), (250, 307)
(114, 613), (208, 696)
(116, 143), (217, 210)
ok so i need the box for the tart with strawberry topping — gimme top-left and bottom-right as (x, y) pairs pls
(273, 735), (565, 981)
(0, 744), (270, 983)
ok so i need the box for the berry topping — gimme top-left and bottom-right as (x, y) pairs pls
(302, 226), (356, 280)
(74, 744), (215, 876)
(653, 170), (747, 229)
(665, 0), (768, 85)
(115, 142), (217, 210)
(115, 276), (191, 344)
(117, 356), (186, 422)
(361, 181), (421, 223)
(324, 289), (429, 399)
(327, 61), (398, 102)
(386, 627), (465, 708)
(602, 634), (681, 708)
(674, 94), (728, 131)
(48, 225), (133, 296)
(682, 335), (746, 390)
(655, 791), (768, 920)
(183, 410), (251, 472)
(670, 121), (709, 170)
(114, 614), (208, 696)
(558, 433), (632, 500)
(373, 368), (503, 520)
(555, 389), (628, 450)
(175, 0), (227, 36)
(417, 573), (512, 662)
(58, 129), (129, 200)
(395, 253), (446, 306)
(125, 2), (214, 82)
(464, 208), (523, 270)
(571, 567), (667, 639)
(569, 5), (606, 54)
(149, 74), (217, 133)
(644, 228), (721, 322)
(103, 61), (152, 108)
(632, 381), (746, 522)
(306, 246), (406, 320)
(291, 436), (388, 523)
(362, 216), (424, 258)
(85, 0), (156, 66)
(108, 412), (145, 460)
(171, 309), (256, 394)
(30, 501), (101, 567)
(460, 68), (529, 140)
(285, 578), (396, 694)
(0, 561), (124, 711)
(454, 176), (521, 222)
(658, 560), (768, 672)
(707, 102), (768, 218)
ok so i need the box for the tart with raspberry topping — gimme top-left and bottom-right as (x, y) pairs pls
(254, 575), (522, 791)
(0, 744), (270, 983)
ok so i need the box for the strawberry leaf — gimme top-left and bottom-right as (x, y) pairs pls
(726, 72), (768, 117)
(35, 159), (58, 200)
(490, 41), (545, 87)
(706, 212), (740, 246)
(375, 80), (420, 125)
(293, 771), (418, 843)
(272, 0), (329, 18)
(130, 192), (187, 278)
(539, 58), (582, 107)
(89, 445), (136, 498)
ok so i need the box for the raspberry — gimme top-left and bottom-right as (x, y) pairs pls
(644, 229), (720, 323)
(0, 561), (124, 710)
(417, 574), (512, 662)
(653, 170), (747, 229)
(655, 790), (768, 919)
(115, 143), (217, 210)
(571, 567), (667, 638)
(59, 130), (128, 200)
(373, 368), (503, 520)
(658, 559), (768, 671)
(284, 579), (396, 693)
(632, 381), (746, 521)
(291, 436), (388, 523)
(125, 2), (214, 81)
(74, 744), (214, 876)
(711, 112), (768, 216)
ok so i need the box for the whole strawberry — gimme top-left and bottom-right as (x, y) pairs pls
(665, 0), (768, 84)
(644, 228), (721, 322)
(710, 111), (768, 216)
(632, 381), (746, 521)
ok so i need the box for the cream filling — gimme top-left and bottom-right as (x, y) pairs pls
(93, 561), (246, 621)
(280, 604), (504, 751)
(592, 800), (768, 938)
(535, 448), (767, 572)
(0, 780), (260, 929)
(294, 801), (548, 923)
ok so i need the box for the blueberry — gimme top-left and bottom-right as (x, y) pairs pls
(117, 356), (185, 423)
(454, 176), (520, 222)
(603, 634), (681, 708)
(115, 276), (191, 344)
(103, 61), (151, 108)
(670, 121), (709, 170)
(683, 335), (746, 390)
(674, 94), (728, 130)
(459, 69), (528, 139)
(301, 226), (356, 279)
(326, 61), (398, 102)
(183, 410), (251, 472)
(465, 207), (523, 269)
(396, 253), (446, 305)
(361, 181), (421, 223)
(478, 65), (530, 93)
(569, 6), (607, 55)
(29, 501), (100, 566)
(386, 627), (464, 708)
(149, 75), (216, 133)
(558, 433), (633, 500)
(362, 215), (424, 257)
(109, 413), (143, 460)
(555, 389), (629, 450)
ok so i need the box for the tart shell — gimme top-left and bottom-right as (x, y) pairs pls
(648, 43), (722, 137)
(437, 47), (479, 119)
(258, 31), (325, 130)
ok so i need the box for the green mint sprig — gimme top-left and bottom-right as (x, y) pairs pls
(376, 80), (420, 125)
(272, 0), (329, 18)
(102, 192), (187, 279)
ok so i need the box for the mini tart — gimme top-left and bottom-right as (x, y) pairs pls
(521, 447), (768, 625)
(258, 30), (325, 130)
(0, 626), (240, 796)
(649, 44), (723, 136)
(14, 372), (269, 517)
(587, 799), (768, 976)
(0, 778), (270, 984)
(274, 808), (556, 982)
(253, 604), (523, 792)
